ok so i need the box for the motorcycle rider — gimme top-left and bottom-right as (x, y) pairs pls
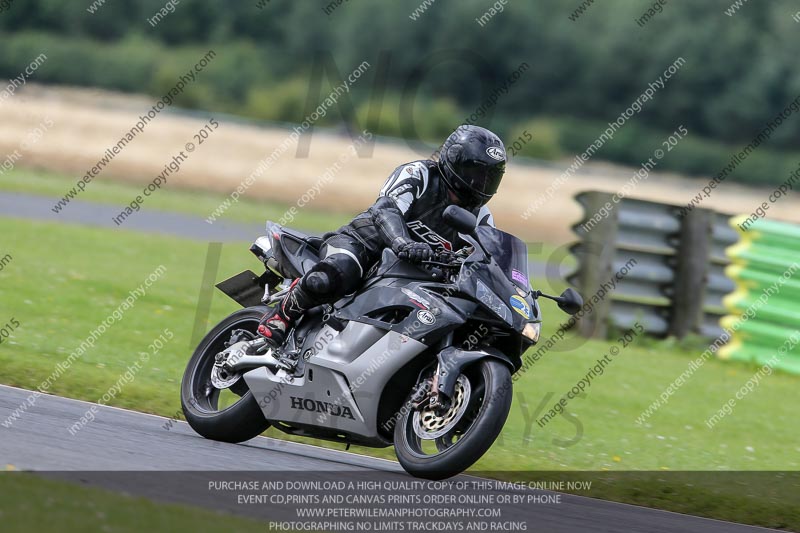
(257, 125), (507, 348)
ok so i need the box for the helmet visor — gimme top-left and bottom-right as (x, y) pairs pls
(456, 160), (505, 199)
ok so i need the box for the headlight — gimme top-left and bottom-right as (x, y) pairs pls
(522, 322), (541, 342)
(476, 280), (512, 324)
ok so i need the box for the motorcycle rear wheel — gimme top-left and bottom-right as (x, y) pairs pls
(394, 359), (512, 480)
(180, 306), (272, 443)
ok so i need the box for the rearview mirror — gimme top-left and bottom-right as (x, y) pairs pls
(557, 288), (583, 315)
(443, 205), (478, 235)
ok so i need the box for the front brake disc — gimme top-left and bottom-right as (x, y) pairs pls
(412, 375), (471, 440)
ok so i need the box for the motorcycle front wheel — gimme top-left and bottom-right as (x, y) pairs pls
(180, 306), (272, 443)
(393, 359), (512, 480)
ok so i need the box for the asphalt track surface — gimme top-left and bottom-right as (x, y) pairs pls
(0, 191), (265, 242)
(0, 385), (778, 533)
(0, 191), (552, 278)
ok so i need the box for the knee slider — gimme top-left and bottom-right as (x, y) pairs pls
(301, 261), (344, 298)
(304, 271), (334, 296)
(301, 254), (362, 299)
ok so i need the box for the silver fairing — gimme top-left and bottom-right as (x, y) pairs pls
(243, 322), (427, 440)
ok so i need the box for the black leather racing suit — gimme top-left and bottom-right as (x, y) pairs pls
(290, 160), (494, 311)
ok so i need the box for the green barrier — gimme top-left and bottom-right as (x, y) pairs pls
(717, 335), (800, 374)
(725, 264), (800, 294)
(726, 243), (798, 274)
(720, 315), (797, 346)
(723, 291), (800, 328)
(719, 216), (800, 374)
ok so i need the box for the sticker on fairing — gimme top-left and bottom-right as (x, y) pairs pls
(402, 287), (431, 309)
(511, 269), (528, 286)
(417, 310), (436, 325)
(509, 295), (531, 319)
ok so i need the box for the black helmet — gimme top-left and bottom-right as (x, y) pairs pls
(438, 125), (506, 209)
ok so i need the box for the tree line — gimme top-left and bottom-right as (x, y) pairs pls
(1, 0), (798, 186)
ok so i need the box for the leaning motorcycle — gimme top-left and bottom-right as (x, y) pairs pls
(181, 205), (581, 479)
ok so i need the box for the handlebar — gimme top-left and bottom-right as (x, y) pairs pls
(422, 251), (463, 267)
(396, 248), (470, 282)
(415, 251), (465, 281)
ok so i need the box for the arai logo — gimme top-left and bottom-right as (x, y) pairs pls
(417, 310), (436, 325)
(486, 146), (505, 161)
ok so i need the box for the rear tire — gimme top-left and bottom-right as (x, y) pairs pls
(180, 306), (272, 443)
(393, 359), (512, 480)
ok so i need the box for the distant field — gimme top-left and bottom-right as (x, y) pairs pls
(5, 85), (800, 243)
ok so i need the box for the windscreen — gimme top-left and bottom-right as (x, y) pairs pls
(474, 226), (530, 291)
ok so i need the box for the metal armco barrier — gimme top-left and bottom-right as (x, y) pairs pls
(719, 217), (800, 374)
(568, 191), (737, 339)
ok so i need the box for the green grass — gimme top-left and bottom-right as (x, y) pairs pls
(0, 472), (265, 533)
(1, 217), (798, 528)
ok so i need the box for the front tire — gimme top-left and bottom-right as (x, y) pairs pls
(180, 306), (272, 443)
(394, 359), (512, 480)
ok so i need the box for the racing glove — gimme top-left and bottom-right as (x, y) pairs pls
(392, 238), (434, 263)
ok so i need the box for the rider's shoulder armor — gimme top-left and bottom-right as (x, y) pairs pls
(383, 160), (493, 253)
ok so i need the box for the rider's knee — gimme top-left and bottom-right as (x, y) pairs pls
(301, 255), (361, 300)
(304, 271), (334, 296)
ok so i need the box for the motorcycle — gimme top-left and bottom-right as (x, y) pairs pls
(181, 205), (582, 479)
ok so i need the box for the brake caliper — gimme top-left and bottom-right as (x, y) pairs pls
(413, 375), (472, 439)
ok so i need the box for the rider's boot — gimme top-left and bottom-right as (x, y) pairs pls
(257, 278), (317, 348)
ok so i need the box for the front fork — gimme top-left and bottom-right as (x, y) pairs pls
(413, 332), (455, 413)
